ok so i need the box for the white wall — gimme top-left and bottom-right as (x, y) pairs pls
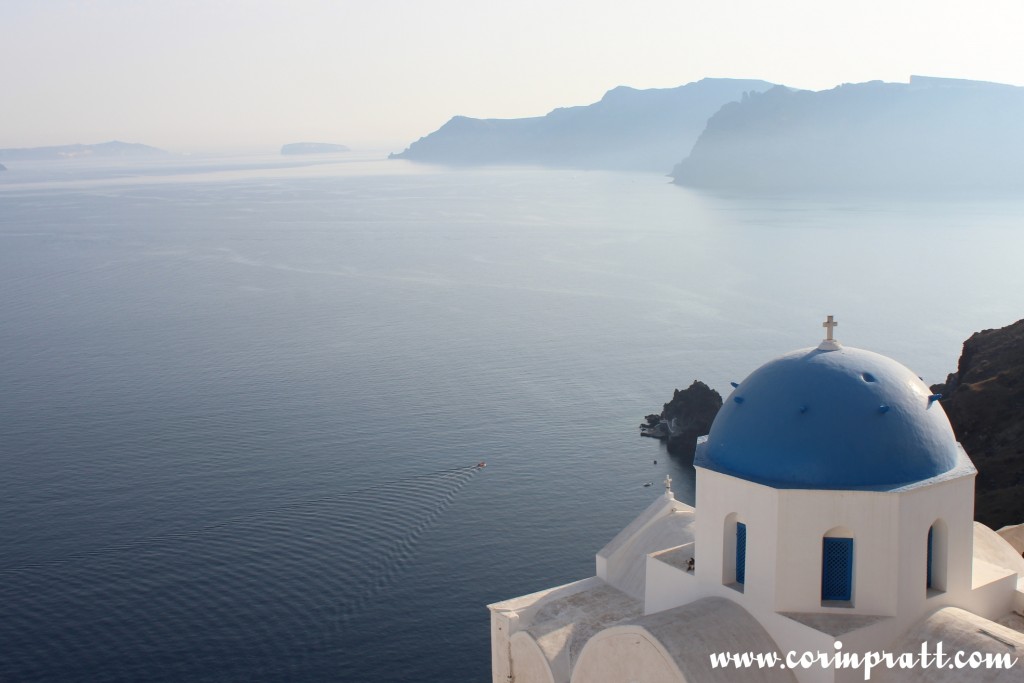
(692, 468), (780, 615)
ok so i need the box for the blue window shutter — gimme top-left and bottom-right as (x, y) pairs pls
(821, 537), (853, 601)
(736, 522), (747, 585)
(927, 527), (933, 589)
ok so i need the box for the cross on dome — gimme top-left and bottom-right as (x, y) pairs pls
(818, 315), (841, 350)
(823, 315), (838, 341)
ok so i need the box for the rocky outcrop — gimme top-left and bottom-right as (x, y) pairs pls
(932, 318), (1024, 529)
(642, 381), (723, 457)
(391, 78), (775, 172)
(280, 142), (349, 155)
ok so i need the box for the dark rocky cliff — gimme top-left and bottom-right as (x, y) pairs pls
(932, 319), (1024, 529)
(642, 380), (723, 456)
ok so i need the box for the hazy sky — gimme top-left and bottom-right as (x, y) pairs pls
(3, 0), (1023, 153)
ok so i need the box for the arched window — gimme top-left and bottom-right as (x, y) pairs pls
(722, 513), (746, 592)
(821, 528), (854, 605)
(927, 519), (948, 594)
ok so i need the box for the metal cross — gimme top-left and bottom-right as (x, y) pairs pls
(822, 315), (838, 341)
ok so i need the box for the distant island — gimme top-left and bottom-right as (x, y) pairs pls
(393, 74), (1024, 192)
(390, 78), (775, 172)
(0, 141), (166, 161)
(672, 76), (1024, 194)
(281, 142), (350, 155)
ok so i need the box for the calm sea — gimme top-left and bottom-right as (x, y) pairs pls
(1, 153), (1023, 681)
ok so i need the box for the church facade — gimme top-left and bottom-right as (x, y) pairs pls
(489, 321), (1024, 682)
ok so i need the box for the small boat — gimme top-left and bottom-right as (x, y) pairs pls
(476, 461), (487, 469)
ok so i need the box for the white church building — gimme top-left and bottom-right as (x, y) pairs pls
(489, 319), (1024, 682)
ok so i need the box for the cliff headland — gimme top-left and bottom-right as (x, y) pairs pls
(671, 76), (1024, 194)
(391, 78), (774, 172)
(395, 75), (1024, 194)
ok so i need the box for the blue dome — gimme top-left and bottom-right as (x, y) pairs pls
(699, 345), (960, 489)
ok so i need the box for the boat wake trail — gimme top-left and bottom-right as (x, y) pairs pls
(0, 465), (484, 681)
(0, 465), (482, 576)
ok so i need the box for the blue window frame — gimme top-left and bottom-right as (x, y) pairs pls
(821, 537), (853, 602)
(736, 522), (747, 585)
